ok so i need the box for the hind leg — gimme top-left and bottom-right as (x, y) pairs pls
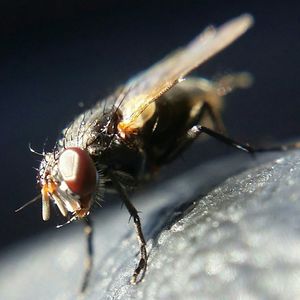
(187, 125), (300, 153)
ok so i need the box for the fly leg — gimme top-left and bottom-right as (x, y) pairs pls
(109, 171), (147, 284)
(189, 125), (300, 153)
(203, 100), (227, 134)
(80, 216), (94, 294)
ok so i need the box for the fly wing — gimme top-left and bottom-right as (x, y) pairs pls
(116, 14), (253, 132)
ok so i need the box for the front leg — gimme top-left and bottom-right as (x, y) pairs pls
(80, 216), (94, 294)
(109, 171), (147, 284)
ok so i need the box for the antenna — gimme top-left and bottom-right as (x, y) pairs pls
(15, 194), (41, 212)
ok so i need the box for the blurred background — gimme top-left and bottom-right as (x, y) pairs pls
(1, 0), (300, 252)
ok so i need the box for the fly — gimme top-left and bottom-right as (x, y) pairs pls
(17, 14), (300, 294)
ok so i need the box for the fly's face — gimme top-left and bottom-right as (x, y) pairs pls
(39, 147), (98, 221)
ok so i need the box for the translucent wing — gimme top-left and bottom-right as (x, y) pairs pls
(116, 14), (253, 133)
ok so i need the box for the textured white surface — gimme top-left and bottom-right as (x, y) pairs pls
(2, 151), (300, 300)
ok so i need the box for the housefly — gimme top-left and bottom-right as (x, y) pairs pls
(17, 13), (299, 293)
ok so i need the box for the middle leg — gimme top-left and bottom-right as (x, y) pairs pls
(109, 171), (147, 284)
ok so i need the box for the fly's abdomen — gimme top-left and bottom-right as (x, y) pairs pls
(140, 74), (252, 165)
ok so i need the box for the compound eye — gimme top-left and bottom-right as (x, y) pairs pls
(58, 147), (97, 197)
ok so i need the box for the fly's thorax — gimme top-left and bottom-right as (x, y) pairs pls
(60, 103), (124, 157)
(38, 147), (100, 221)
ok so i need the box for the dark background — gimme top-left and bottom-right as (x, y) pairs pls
(1, 0), (300, 252)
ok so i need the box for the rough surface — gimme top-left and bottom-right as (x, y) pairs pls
(2, 151), (300, 300)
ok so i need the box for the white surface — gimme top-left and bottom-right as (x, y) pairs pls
(1, 151), (300, 300)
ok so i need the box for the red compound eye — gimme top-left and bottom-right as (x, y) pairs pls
(58, 147), (97, 197)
